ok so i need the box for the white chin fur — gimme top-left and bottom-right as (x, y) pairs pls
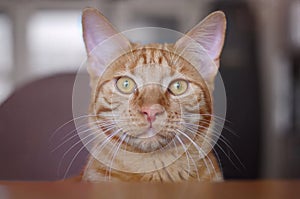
(137, 128), (158, 138)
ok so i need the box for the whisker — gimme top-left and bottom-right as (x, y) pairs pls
(58, 122), (92, 142)
(183, 113), (231, 123)
(184, 124), (245, 171)
(60, 125), (117, 178)
(184, 123), (228, 149)
(84, 128), (124, 178)
(108, 133), (127, 181)
(103, 133), (123, 180)
(181, 118), (238, 138)
(183, 121), (242, 166)
(175, 129), (216, 178)
(51, 125), (97, 153)
(175, 135), (200, 181)
(62, 129), (105, 179)
(51, 121), (116, 153)
(59, 128), (101, 178)
(49, 114), (100, 141)
(56, 119), (117, 145)
(181, 115), (222, 126)
(200, 118), (238, 137)
(172, 139), (179, 157)
(174, 135), (191, 178)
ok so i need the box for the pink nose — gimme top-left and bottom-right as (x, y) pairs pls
(141, 104), (165, 123)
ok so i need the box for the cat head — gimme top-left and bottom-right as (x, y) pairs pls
(82, 8), (226, 153)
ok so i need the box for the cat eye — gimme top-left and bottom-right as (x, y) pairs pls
(168, 79), (188, 96)
(116, 77), (136, 94)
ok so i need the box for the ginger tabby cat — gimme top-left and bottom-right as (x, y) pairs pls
(78, 8), (226, 182)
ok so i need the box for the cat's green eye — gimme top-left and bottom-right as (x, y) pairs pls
(168, 80), (188, 96)
(116, 77), (136, 94)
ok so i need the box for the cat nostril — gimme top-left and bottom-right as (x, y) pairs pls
(142, 111), (153, 123)
(141, 110), (155, 123)
(142, 111), (148, 116)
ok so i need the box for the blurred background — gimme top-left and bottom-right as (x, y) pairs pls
(0, 0), (300, 180)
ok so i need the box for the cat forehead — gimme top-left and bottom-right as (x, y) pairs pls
(129, 65), (177, 88)
(115, 45), (197, 77)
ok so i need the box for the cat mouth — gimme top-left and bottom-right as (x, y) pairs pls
(121, 128), (176, 152)
(101, 123), (176, 152)
(135, 127), (158, 138)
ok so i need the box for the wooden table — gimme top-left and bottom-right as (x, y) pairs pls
(0, 180), (299, 199)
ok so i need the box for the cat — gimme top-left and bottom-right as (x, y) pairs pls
(79, 7), (226, 182)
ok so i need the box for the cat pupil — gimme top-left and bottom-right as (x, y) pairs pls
(175, 82), (181, 89)
(123, 80), (129, 88)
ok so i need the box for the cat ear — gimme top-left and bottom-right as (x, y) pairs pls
(175, 11), (226, 89)
(82, 8), (131, 77)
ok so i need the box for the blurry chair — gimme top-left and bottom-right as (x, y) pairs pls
(0, 73), (88, 181)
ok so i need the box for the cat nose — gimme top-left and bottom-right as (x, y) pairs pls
(140, 104), (165, 123)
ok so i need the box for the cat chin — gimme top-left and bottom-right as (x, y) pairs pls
(123, 131), (174, 153)
(132, 139), (170, 153)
